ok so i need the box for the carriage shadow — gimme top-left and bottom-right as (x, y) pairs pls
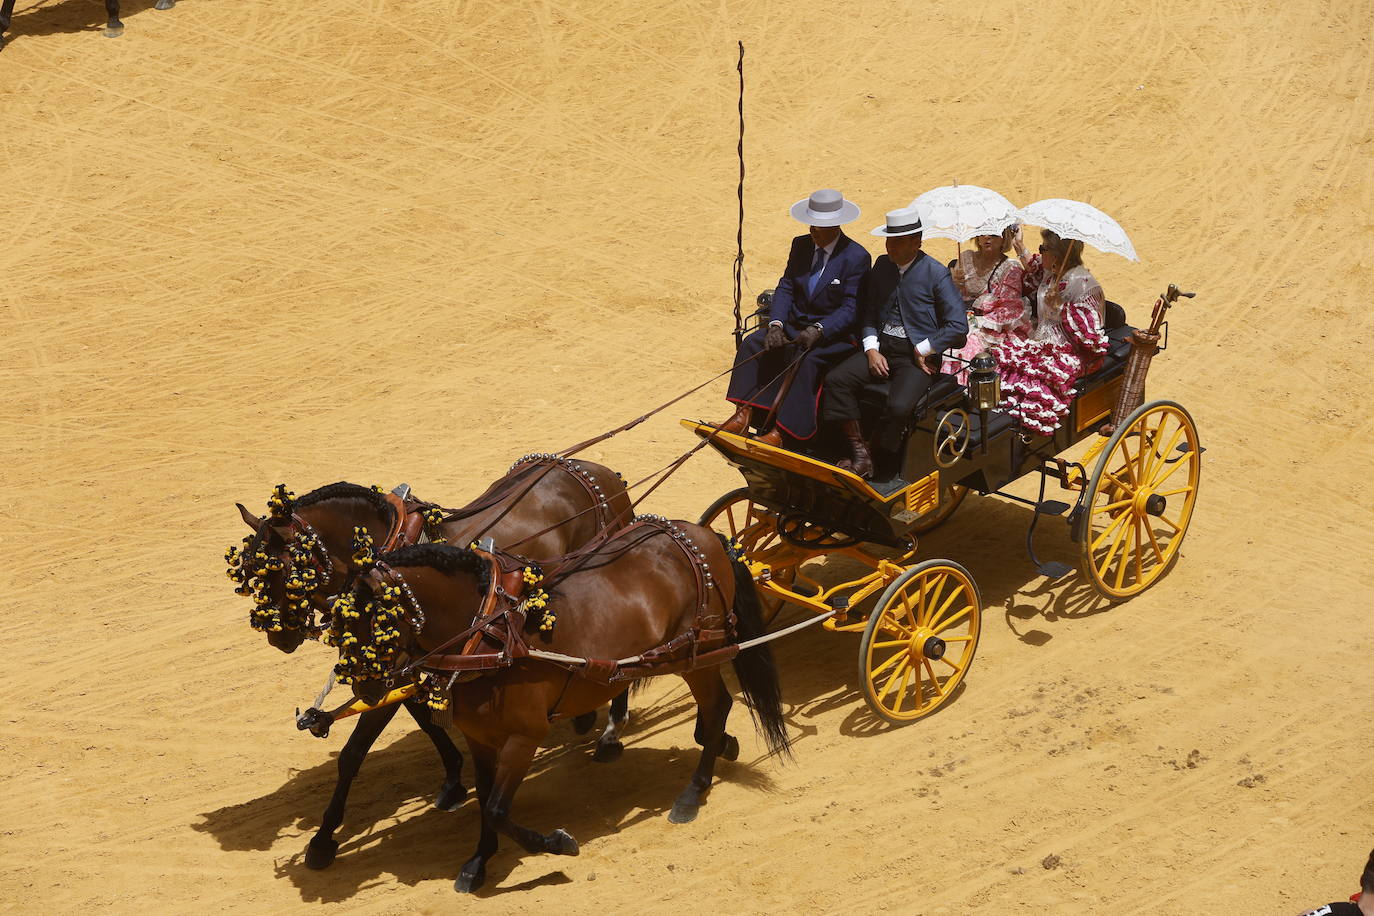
(194, 689), (778, 900)
(744, 489), (1128, 737)
(0, 0), (173, 45)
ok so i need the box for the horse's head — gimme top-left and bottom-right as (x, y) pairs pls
(334, 545), (494, 708)
(226, 482), (396, 654)
(333, 567), (414, 705)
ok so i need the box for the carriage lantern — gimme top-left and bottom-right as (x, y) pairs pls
(968, 351), (1000, 411)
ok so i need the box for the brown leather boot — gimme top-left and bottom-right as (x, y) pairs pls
(755, 427), (783, 447)
(716, 404), (751, 434)
(841, 420), (874, 478)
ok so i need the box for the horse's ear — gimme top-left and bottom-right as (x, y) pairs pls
(237, 503), (263, 529)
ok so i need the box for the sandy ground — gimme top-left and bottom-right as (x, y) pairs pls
(2, 0), (1372, 912)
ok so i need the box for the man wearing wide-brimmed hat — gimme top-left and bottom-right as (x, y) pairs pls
(820, 206), (967, 482)
(716, 189), (872, 446)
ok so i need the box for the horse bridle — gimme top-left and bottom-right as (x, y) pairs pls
(241, 492), (421, 637)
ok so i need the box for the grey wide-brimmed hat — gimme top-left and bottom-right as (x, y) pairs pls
(789, 189), (860, 227)
(870, 206), (924, 238)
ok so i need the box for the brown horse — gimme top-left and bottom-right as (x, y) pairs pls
(227, 456), (631, 869)
(344, 519), (789, 893)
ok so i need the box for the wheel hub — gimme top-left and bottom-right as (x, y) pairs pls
(919, 635), (946, 660)
(1144, 493), (1167, 516)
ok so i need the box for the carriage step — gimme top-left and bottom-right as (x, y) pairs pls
(1036, 561), (1075, 580)
(1035, 500), (1070, 516)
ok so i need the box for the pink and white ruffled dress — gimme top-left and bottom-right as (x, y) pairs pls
(992, 254), (1109, 436)
(941, 252), (1031, 384)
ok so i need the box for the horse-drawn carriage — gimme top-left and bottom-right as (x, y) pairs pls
(226, 271), (1200, 890)
(684, 283), (1202, 723)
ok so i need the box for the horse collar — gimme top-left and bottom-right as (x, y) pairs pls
(511, 453), (615, 530)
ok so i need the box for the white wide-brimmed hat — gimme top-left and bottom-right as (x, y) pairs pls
(870, 206), (924, 237)
(790, 189), (860, 227)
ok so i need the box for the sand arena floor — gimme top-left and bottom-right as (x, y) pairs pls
(2, 0), (1372, 912)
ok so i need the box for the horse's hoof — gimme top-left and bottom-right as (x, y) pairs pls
(155, 0), (176, 8)
(454, 866), (485, 894)
(103, 25), (124, 38)
(668, 801), (699, 824)
(721, 734), (740, 762)
(592, 739), (623, 763)
(571, 711), (596, 735)
(304, 837), (339, 870)
(434, 780), (468, 811)
(549, 828), (579, 856)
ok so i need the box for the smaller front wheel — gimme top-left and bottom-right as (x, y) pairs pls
(859, 560), (981, 723)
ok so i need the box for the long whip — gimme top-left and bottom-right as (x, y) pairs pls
(732, 41), (746, 348)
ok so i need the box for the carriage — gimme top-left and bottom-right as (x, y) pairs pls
(684, 283), (1202, 724)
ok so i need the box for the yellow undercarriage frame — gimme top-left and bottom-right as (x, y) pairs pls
(699, 490), (981, 723)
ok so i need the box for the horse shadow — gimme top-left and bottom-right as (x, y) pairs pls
(192, 491), (1134, 897)
(194, 689), (777, 900)
(0, 0), (175, 46)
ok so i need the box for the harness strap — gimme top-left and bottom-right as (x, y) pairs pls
(396, 519), (727, 680)
(381, 493), (426, 551)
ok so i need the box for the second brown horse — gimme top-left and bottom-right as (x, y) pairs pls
(346, 518), (790, 893)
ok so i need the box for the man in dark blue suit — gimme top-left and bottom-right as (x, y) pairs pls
(821, 206), (967, 480)
(718, 189), (872, 446)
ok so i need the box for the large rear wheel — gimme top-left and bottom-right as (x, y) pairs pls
(858, 560), (981, 723)
(1078, 400), (1201, 600)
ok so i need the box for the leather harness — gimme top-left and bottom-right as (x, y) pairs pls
(384, 516), (739, 686)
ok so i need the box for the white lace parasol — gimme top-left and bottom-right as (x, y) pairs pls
(909, 184), (1021, 242)
(1019, 198), (1139, 262)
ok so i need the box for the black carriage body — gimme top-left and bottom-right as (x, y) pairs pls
(690, 302), (1139, 545)
(897, 306), (1136, 496)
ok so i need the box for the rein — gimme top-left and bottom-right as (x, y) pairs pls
(498, 349), (805, 555)
(556, 347), (767, 459)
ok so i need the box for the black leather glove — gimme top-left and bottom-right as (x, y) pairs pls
(795, 326), (824, 350)
(764, 324), (787, 350)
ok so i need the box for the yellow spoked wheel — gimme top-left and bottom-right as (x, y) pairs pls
(1079, 400), (1201, 601)
(698, 489), (794, 621)
(859, 560), (981, 723)
(911, 484), (969, 536)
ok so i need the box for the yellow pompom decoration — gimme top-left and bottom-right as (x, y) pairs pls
(350, 526), (376, 569)
(266, 484), (295, 519)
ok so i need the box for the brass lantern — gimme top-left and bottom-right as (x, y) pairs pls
(968, 351), (1000, 411)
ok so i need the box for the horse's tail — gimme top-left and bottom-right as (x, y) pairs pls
(719, 535), (792, 759)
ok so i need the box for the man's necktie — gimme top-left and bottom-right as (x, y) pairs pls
(806, 247), (827, 298)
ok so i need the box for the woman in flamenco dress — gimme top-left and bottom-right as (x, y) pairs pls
(994, 226), (1109, 436)
(942, 225), (1031, 384)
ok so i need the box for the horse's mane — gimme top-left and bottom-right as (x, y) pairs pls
(245, 482), (395, 559)
(296, 481), (395, 522)
(381, 543), (491, 594)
